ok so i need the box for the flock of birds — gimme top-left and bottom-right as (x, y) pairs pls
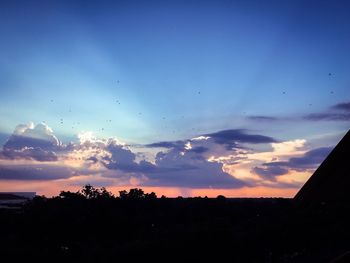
(48, 73), (335, 132)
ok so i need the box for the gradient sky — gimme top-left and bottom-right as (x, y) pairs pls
(0, 0), (349, 197)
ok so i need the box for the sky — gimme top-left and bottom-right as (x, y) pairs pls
(0, 0), (349, 197)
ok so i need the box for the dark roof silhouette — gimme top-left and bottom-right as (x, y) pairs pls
(294, 129), (350, 203)
(0, 193), (26, 200)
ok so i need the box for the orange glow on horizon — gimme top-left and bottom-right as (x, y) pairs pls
(0, 180), (299, 198)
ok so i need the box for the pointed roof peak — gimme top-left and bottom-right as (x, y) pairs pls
(295, 129), (350, 203)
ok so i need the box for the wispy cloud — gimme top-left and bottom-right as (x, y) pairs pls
(304, 101), (350, 121)
(246, 116), (280, 121)
(304, 112), (350, 121)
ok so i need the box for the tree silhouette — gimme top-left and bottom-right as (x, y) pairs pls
(81, 184), (100, 199)
(119, 188), (145, 200)
(59, 190), (84, 200)
(145, 192), (157, 200)
(118, 188), (157, 200)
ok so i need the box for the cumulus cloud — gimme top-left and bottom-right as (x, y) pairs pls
(120, 129), (278, 188)
(4, 122), (60, 150)
(0, 124), (251, 188)
(0, 123), (313, 190)
(100, 134), (246, 188)
(137, 143), (245, 188)
(1, 123), (61, 162)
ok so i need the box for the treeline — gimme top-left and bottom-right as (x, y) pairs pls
(37, 184), (227, 201)
(57, 184), (158, 200)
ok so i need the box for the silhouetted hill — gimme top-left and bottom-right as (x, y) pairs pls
(295, 129), (350, 203)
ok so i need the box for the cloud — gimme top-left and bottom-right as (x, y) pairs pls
(304, 113), (350, 121)
(4, 123), (60, 150)
(145, 141), (185, 149)
(188, 146), (209, 154)
(244, 101), (350, 123)
(0, 123), (306, 190)
(252, 146), (333, 180)
(141, 147), (247, 189)
(283, 146), (333, 170)
(247, 116), (279, 121)
(201, 129), (277, 150)
(1, 123), (61, 162)
(331, 102), (350, 111)
(0, 147), (58, 162)
(2, 127), (243, 189)
(145, 129), (276, 155)
(0, 164), (75, 180)
(101, 136), (246, 188)
(252, 166), (289, 181)
(304, 101), (350, 121)
(95, 129), (278, 188)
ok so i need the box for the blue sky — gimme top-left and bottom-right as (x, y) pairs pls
(0, 0), (349, 196)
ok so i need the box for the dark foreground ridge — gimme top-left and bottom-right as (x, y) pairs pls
(1, 129), (350, 262)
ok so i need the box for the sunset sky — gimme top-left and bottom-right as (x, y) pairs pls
(0, 0), (350, 197)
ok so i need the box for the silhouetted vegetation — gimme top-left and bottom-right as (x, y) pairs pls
(0, 185), (349, 262)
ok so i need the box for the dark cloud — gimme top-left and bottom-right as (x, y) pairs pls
(0, 165), (74, 180)
(145, 129), (276, 153)
(102, 129), (279, 188)
(0, 148), (58, 162)
(143, 163), (246, 189)
(204, 129), (277, 149)
(331, 102), (350, 111)
(188, 146), (209, 154)
(141, 147), (247, 189)
(103, 142), (157, 173)
(304, 101), (350, 121)
(250, 178), (303, 189)
(247, 116), (279, 121)
(101, 138), (247, 189)
(252, 166), (289, 181)
(145, 141), (185, 149)
(286, 146), (333, 170)
(252, 147), (333, 181)
(304, 113), (350, 121)
(4, 135), (60, 151)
